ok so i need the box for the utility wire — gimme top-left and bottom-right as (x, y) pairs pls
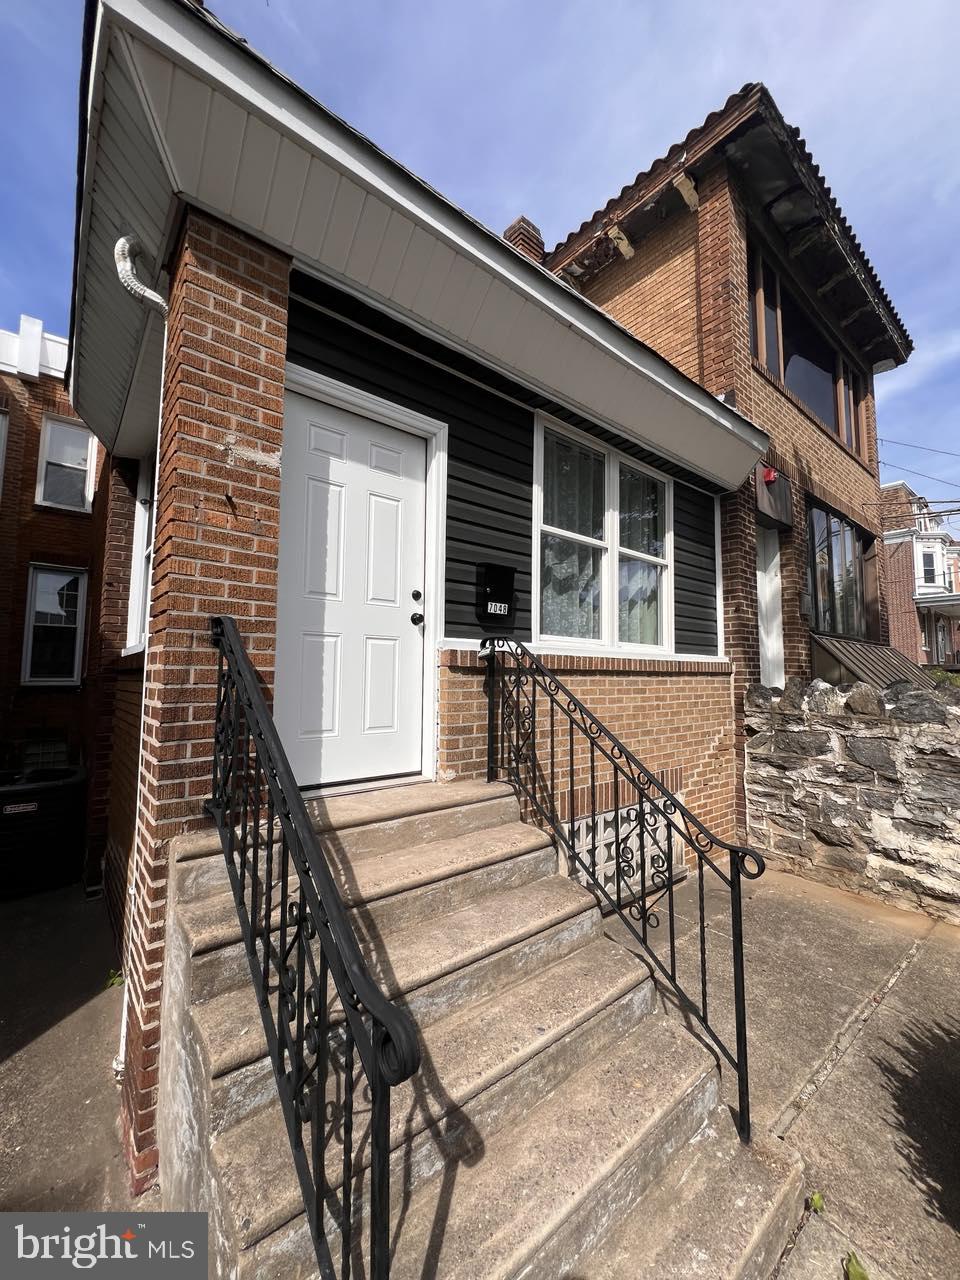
(879, 436), (960, 460)
(877, 461), (960, 494)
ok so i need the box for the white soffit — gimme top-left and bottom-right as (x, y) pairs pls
(84, 0), (766, 485)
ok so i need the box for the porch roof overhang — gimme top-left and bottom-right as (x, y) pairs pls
(915, 593), (960, 618)
(68, 0), (767, 488)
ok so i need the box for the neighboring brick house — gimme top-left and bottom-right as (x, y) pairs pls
(881, 480), (960, 668)
(514, 83), (913, 815)
(0, 314), (113, 888)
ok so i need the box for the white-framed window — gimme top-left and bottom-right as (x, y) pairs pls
(125, 455), (156, 652)
(35, 415), (96, 512)
(22, 565), (88, 685)
(0, 412), (8, 504)
(533, 416), (673, 652)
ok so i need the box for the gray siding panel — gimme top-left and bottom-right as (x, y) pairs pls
(286, 276), (720, 654)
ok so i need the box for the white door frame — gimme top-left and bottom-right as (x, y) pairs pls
(284, 362), (448, 782)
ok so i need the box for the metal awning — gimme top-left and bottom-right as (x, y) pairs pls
(812, 635), (936, 689)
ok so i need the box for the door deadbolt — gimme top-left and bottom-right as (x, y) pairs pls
(411, 589), (423, 602)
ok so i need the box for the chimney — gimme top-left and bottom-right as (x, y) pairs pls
(503, 216), (545, 264)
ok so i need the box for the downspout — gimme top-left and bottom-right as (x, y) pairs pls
(112, 235), (168, 1081)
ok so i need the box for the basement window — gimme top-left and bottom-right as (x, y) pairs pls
(36, 416), (96, 512)
(749, 246), (867, 454)
(22, 565), (88, 685)
(535, 418), (672, 651)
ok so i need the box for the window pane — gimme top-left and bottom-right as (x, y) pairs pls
(43, 461), (87, 509)
(543, 431), (605, 540)
(619, 465), (664, 557)
(619, 558), (660, 645)
(781, 285), (838, 429)
(541, 533), (602, 639)
(923, 552), (936, 583)
(29, 571), (81, 680)
(748, 252), (758, 358)
(810, 507), (833, 632)
(47, 422), (91, 468)
(762, 261), (780, 376)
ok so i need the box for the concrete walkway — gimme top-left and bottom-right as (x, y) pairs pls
(611, 868), (960, 1280)
(0, 886), (148, 1213)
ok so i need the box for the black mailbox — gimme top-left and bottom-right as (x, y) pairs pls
(475, 563), (516, 630)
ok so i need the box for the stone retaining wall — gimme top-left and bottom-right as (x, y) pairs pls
(744, 677), (960, 922)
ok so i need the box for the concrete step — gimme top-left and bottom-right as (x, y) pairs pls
(172, 780), (520, 902)
(192, 874), (601, 1080)
(204, 935), (654, 1157)
(213, 1005), (712, 1273)
(582, 1106), (805, 1280)
(389, 1014), (718, 1280)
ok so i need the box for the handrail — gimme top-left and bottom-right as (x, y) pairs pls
(208, 615), (420, 1277)
(483, 635), (764, 1139)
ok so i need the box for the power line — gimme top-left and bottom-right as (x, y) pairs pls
(878, 461), (960, 494)
(879, 436), (960, 460)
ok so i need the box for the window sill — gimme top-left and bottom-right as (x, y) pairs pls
(33, 501), (93, 516)
(751, 359), (875, 476)
(121, 642), (145, 658)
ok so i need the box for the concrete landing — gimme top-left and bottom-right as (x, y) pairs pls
(609, 869), (960, 1280)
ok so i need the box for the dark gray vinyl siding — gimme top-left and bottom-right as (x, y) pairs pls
(287, 273), (720, 652)
(287, 293), (534, 640)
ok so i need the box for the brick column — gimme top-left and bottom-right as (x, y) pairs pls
(121, 212), (290, 1191)
(697, 162), (759, 833)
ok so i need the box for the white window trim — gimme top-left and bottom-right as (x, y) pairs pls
(0, 412), (8, 505)
(532, 413), (675, 656)
(125, 455), (156, 653)
(21, 564), (88, 686)
(35, 414), (97, 513)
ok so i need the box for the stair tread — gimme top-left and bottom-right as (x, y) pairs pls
(390, 1015), (716, 1280)
(177, 819), (553, 955)
(215, 1010), (712, 1261)
(329, 820), (552, 904)
(194, 874), (596, 1078)
(304, 779), (515, 834)
(584, 1108), (804, 1279)
(173, 779), (516, 863)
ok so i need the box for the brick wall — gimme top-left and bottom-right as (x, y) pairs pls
(437, 649), (737, 846)
(104, 659), (145, 952)
(84, 456), (140, 887)
(119, 211), (290, 1191)
(0, 371), (104, 751)
(886, 539), (924, 664)
(576, 158), (890, 830)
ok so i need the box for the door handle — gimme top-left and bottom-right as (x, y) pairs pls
(410, 612), (425, 626)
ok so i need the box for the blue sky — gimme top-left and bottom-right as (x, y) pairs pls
(2, 0), (959, 521)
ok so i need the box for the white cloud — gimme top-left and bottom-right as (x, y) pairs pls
(875, 330), (960, 406)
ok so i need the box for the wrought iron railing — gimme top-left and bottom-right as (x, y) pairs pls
(207, 616), (420, 1278)
(483, 636), (764, 1139)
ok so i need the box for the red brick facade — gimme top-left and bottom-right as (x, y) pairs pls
(437, 649), (737, 845)
(119, 212), (290, 1190)
(547, 157), (891, 827)
(0, 370), (104, 751)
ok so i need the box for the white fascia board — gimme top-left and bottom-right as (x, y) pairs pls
(1, 324), (70, 378)
(102, 0), (767, 482)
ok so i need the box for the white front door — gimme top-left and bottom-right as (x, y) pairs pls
(276, 390), (427, 786)
(756, 524), (785, 688)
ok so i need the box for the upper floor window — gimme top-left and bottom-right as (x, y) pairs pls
(36, 416), (96, 512)
(536, 421), (672, 651)
(22, 565), (88, 685)
(749, 246), (866, 455)
(922, 551), (936, 585)
(809, 506), (869, 639)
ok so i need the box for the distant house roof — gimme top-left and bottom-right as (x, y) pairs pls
(545, 83), (911, 371)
